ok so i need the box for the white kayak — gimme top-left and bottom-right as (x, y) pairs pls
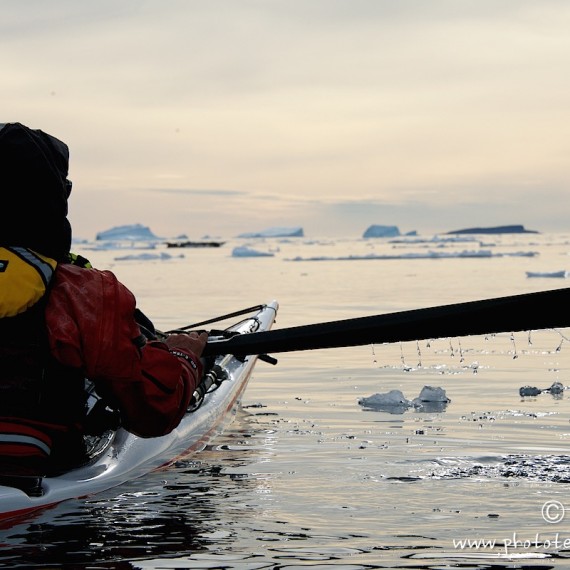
(0, 301), (278, 523)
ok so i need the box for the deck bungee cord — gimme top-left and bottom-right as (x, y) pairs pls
(187, 356), (231, 413)
(165, 304), (267, 333)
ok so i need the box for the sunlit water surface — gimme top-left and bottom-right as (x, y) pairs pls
(2, 233), (570, 568)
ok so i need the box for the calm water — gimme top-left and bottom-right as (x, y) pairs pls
(2, 233), (570, 569)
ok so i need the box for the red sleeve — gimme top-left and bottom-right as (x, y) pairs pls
(46, 264), (203, 437)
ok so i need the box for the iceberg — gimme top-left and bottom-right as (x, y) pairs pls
(96, 224), (160, 241)
(237, 227), (304, 238)
(362, 225), (400, 238)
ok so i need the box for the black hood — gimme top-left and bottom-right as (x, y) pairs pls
(0, 122), (72, 261)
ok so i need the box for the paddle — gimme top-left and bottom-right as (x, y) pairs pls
(202, 287), (570, 358)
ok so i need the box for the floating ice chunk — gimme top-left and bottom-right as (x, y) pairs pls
(231, 246), (275, 258)
(412, 386), (450, 412)
(360, 386), (451, 414)
(548, 382), (565, 395)
(359, 390), (412, 413)
(415, 386), (450, 402)
(519, 386), (542, 397)
(519, 382), (565, 397)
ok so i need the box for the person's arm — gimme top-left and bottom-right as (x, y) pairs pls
(46, 264), (207, 437)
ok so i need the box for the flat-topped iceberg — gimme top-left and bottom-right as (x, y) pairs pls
(362, 225), (401, 238)
(237, 227), (304, 238)
(96, 224), (160, 241)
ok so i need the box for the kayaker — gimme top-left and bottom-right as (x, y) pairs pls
(0, 122), (208, 477)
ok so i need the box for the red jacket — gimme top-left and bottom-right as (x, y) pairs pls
(46, 264), (203, 438)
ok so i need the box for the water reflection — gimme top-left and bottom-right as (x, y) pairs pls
(0, 476), (225, 567)
(0, 410), (274, 568)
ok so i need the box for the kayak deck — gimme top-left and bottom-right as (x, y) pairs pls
(0, 301), (279, 523)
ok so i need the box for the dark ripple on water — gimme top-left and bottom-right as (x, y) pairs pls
(423, 454), (570, 483)
(0, 440), (257, 567)
(0, 493), (208, 568)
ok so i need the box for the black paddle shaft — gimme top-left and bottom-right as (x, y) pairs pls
(203, 287), (570, 357)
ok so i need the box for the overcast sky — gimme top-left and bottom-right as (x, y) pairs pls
(2, 0), (570, 239)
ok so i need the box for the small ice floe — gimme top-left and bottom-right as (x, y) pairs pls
(286, 250), (538, 262)
(84, 241), (157, 251)
(519, 381), (565, 398)
(113, 252), (183, 261)
(359, 386), (450, 414)
(231, 246), (275, 258)
(526, 270), (568, 278)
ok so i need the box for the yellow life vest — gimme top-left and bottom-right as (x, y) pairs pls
(0, 247), (57, 318)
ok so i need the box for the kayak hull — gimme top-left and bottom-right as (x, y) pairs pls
(0, 301), (279, 522)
